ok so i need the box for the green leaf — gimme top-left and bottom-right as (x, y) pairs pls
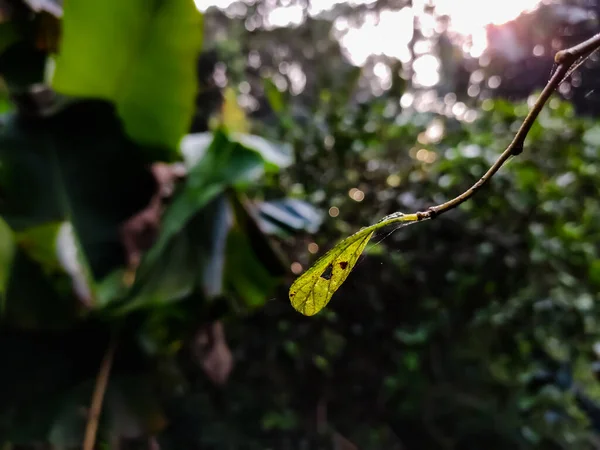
(232, 133), (293, 171)
(289, 212), (419, 316)
(0, 22), (19, 56)
(220, 87), (249, 133)
(140, 129), (264, 269)
(13, 221), (95, 305)
(224, 228), (280, 309)
(112, 130), (271, 314)
(181, 131), (293, 173)
(0, 216), (15, 311)
(0, 101), (156, 317)
(15, 222), (62, 272)
(228, 191), (287, 277)
(223, 192), (286, 309)
(51, 0), (203, 153)
(255, 198), (323, 235)
(3, 250), (79, 329)
(264, 78), (285, 114)
(0, 101), (155, 274)
(117, 195), (232, 314)
(583, 126), (600, 147)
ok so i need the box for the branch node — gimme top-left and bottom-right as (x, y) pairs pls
(426, 206), (440, 220)
(510, 144), (524, 156)
(554, 49), (571, 65)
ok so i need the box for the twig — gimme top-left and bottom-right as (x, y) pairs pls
(414, 32), (600, 222)
(83, 335), (118, 450)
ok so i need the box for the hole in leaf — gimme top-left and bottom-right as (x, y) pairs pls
(320, 263), (333, 280)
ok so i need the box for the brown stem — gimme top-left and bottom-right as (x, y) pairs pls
(415, 32), (600, 222)
(83, 336), (118, 450)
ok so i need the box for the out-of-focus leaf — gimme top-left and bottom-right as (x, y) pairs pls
(181, 131), (293, 172)
(233, 132), (293, 170)
(289, 212), (418, 316)
(583, 126), (600, 147)
(112, 130), (274, 313)
(55, 221), (96, 305)
(224, 228), (279, 309)
(255, 198), (324, 235)
(0, 216), (15, 311)
(15, 221), (95, 305)
(14, 222), (61, 272)
(220, 87), (249, 133)
(52, 0), (203, 154)
(0, 101), (155, 278)
(140, 129), (263, 269)
(0, 101), (156, 321)
(114, 195), (232, 314)
(96, 268), (129, 308)
(228, 191), (287, 277)
(180, 132), (214, 167)
(3, 249), (79, 329)
(264, 78), (285, 114)
(0, 22), (18, 55)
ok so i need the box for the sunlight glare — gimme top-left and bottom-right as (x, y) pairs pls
(266, 5), (304, 29)
(337, 8), (413, 66)
(195, 0), (544, 84)
(430, 0), (542, 32)
(417, 0), (542, 57)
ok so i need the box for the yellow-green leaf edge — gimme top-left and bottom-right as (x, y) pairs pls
(289, 212), (419, 316)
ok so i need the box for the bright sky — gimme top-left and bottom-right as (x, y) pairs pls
(195, 0), (542, 87)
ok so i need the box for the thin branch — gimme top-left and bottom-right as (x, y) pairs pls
(415, 32), (600, 222)
(83, 335), (118, 450)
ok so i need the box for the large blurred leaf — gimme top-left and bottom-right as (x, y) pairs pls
(14, 221), (95, 305)
(52, 0), (203, 154)
(181, 131), (293, 173)
(138, 129), (265, 271)
(263, 78), (286, 114)
(0, 101), (155, 274)
(222, 191), (288, 310)
(224, 228), (280, 310)
(228, 191), (287, 277)
(116, 195), (232, 314)
(0, 22), (19, 55)
(103, 130), (286, 313)
(3, 248), (79, 329)
(0, 100), (156, 318)
(0, 216), (15, 311)
(255, 198), (324, 236)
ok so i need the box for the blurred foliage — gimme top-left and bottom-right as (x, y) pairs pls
(3, 0), (600, 449)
